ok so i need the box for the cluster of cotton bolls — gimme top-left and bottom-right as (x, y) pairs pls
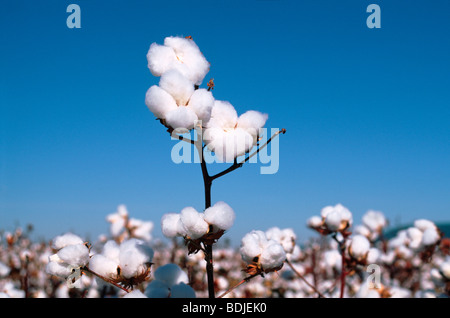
(1, 202), (449, 298)
(145, 35), (268, 163)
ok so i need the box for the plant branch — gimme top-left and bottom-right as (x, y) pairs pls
(217, 273), (260, 298)
(210, 128), (286, 181)
(82, 266), (130, 293)
(285, 258), (326, 298)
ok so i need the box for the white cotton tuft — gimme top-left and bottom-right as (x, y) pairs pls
(407, 227), (423, 250)
(207, 100), (238, 129)
(237, 110), (268, 138)
(146, 43), (178, 77)
(265, 227), (296, 254)
(413, 219), (436, 232)
(440, 260), (450, 279)
(321, 203), (352, 232)
(56, 244), (90, 267)
(421, 227), (440, 246)
(51, 233), (84, 250)
(145, 280), (171, 298)
(203, 201), (235, 232)
(170, 282), (196, 298)
(164, 106), (198, 130)
(240, 230), (267, 263)
(88, 254), (119, 279)
(102, 240), (120, 263)
(118, 239), (153, 279)
(362, 210), (387, 232)
(153, 263), (189, 287)
(307, 215), (323, 228)
(45, 261), (72, 278)
(145, 85), (178, 119)
(180, 207), (209, 239)
(163, 36), (210, 85)
(0, 262), (10, 277)
(159, 69), (194, 106)
(122, 290), (148, 298)
(349, 235), (370, 260)
(187, 88), (214, 123)
(161, 213), (185, 238)
(259, 240), (286, 270)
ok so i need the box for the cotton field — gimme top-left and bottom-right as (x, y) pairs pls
(0, 203), (449, 298)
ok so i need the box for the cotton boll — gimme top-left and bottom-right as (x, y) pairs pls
(164, 106), (198, 130)
(349, 235), (370, 261)
(102, 240), (120, 263)
(180, 207), (209, 239)
(145, 85), (178, 119)
(323, 210), (344, 232)
(320, 203), (352, 232)
(163, 36), (210, 85)
(240, 231), (267, 263)
(407, 227), (423, 250)
(422, 227), (440, 246)
(307, 216), (323, 228)
(203, 201), (235, 232)
(207, 100), (238, 129)
(46, 261), (72, 277)
(122, 290), (147, 298)
(129, 218), (154, 242)
(237, 110), (268, 139)
(159, 69), (194, 106)
(52, 233), (84, 250)
(440, 260), (450, 280)
(414, 219), (436, 232)
(146, 43), (178, 77)
(88, 254), (119, 279)
(0, 262), (11, 277)
(170, 282), (196, 298)
(119, 239), (153, 279)
(213, 128), (253, 162)
(266, 227), (296, 254)
(362, 210), (387, 232)
(187, 88), (214, 123)
(161, 213), (185, 238)
(153, 263), (189, 287)
(145, 280), (171, 298)
(56, 244), (90, 267)
(366, 248), (381, 264)
(260, 240), (286, 270)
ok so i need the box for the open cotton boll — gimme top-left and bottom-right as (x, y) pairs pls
(207, 128), (254, 162)
(51, 233), (84, 250)
(187, 88), (214, 123)
(153, 263), (189, 287)
(170, 282), (196, 298)
(122, 290), (148, 298)
(240, 230), (267, 263)
(440, 260), (450, 279)
(163, 36), (210, 85)
(88, 254), (119, 279)
(321, 203), (352, 232)
(422, 227), (440, 246)
(56, 244), (90, 267)
(161, 213), (185, 238)
(237, 110), (268, 139)
(164, 106), (198, 130)
(180, 207), (209, 239)
(407, 227), (423, 250)
(307, 216), (323, 228)
(118, 239), (153, 279)
(45, 261), (72, 278)
(203, 201), (235, 232)
(349, 235), (370, 261)
(145, 280), (171, 298)
(145, 85), (178, 120)
(146, 43), (178, 77)
(207, 100), (239, 129)
(323, 210), (344, 232)
(102, 240), (120, 263)
(362, 210), (387, 232)
(266, 227), (296, 254)
(414, 219), (436, 232)
(159, 69), (194, 106)
(259, 240), (286, 270)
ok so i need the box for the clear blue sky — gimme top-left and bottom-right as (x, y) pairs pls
(1, 0), (449, 245)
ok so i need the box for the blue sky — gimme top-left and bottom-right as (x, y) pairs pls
(1, 0), (449, 245)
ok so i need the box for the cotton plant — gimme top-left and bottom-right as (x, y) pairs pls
(145, 35), (286, 298)
(145, 263), (195, 298)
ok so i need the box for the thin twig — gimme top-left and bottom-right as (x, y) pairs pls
(285, 258), (326, 298)
(217, 273), (260, 298)
(82, 266), (130, 293)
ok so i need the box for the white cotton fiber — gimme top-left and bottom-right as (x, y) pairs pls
(407, 227), (423, 250)
(102, 240), (120, 263)
(147, 43), (178, 77)
(145, 85), (178, 119)
(122, 290), (148, 298)
(161, 213), (184, 238)
(422, 227), (440, 246)
(362, 210), (387, 232)
(45, 261), (72, 278)
(237, 110), (268, 138)
(266, 227), (296, 254)
(153, 263), (189, 287)
(180, 207), (209, 239)
(414, 219), (436, 232)
(118, 239), (153, 279)
(88, 254), (119, 278)
(349, 235), (370, 260)
(170, 282), (196, 298)
(0, 262), (10, 277)
(187, 88), (214, 123)
(159, 69), (194, 106)
(129, 218), (154, 242)
(203, 201), (235, 232)
(163, 36), (210, 85)
(307, 216), (323, 228)
(260, 240), (286, 270)
(145, 280), (171, 298)
(440, 260), (450, 279)
(240, 230), (267, 263)
(56, 244), (90, 267)
(52, 233), (84, 250)
(207, 100), (238, 129)
(164, 106), (198, 130)
(321, 203), (352, 232)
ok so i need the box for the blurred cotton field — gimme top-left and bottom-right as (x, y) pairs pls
(0, 204), (449, 298)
